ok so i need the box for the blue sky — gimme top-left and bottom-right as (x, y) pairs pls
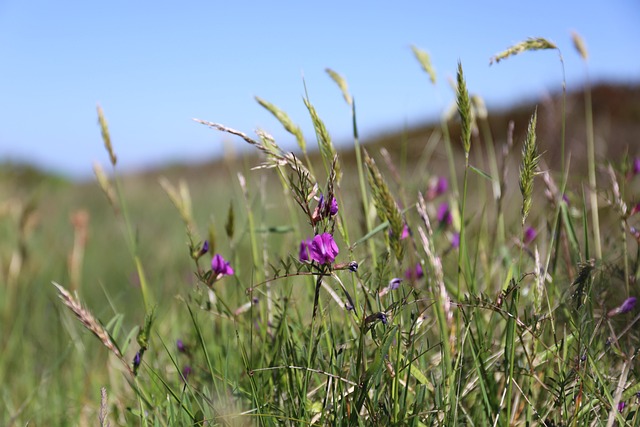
(1, 1), (639, 178)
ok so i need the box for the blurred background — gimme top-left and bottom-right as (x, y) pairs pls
(1, 1), (639, 179)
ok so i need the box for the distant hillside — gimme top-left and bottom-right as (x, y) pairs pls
(142, 81), (640, 182)
(2, 82), (638, 188)
(357, 81), (640, 173)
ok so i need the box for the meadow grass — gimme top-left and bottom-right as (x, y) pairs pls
(2, 34), (640, 426)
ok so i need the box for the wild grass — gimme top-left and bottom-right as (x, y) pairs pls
(2, 34), (640, 426)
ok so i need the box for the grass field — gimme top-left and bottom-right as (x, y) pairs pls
(2, 37), (640, 426)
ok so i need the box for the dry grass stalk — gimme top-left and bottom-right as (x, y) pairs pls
(99, 386), (110, 427)
(68, 210), (89, 291)
(52, 282), (133, 376)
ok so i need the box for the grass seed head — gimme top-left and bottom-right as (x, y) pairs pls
(96, 105), (117, 166)
(411, 45), (437, 85)
(456, 61), (472, 156)
(490, 37), (557, 65)
(571, 31), (589, 61)
(519, 108), (540, 226)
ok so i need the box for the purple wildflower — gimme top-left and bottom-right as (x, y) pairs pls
(405, 263), (424, 281)
(313, 195), (339, 223)
(327, 196), (339, 216)
(211, 254), (234, 277)
(182, 365), (192, 381)
(618, 401), (626, 412)
(524, 226), (537, 244)
(389, 224), (410, 240)
(299, 239), (311, 262)
(198, 240), (209, 257)
(437, 203), (452, 226)
(133, 351), (142, 370)
(177, 339), (187, 353)
(389, 278), (402, 290)
(608, 296), (637, 317)
(451, 232), (460, 249)
(427, 176), (449, 200)
(309, 233), (340, 264)
(634, 158), (640, 175)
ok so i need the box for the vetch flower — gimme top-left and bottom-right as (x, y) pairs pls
(309, 233), (339, 264)
(299, 239), (311, 262)
(176, 339), (187, 353)
(379, 277), (402, 297)
(323, 195), (339, 216)
(405, 263), (424, 281)
(312, 194), (339, 223)
(451, 232), (460, 249)
(437, 202), (452, 226)
(198, 240), (209, 257)
(607, 296), (637, 317)
(389, 223), (410, 240)
(389, 277), (402, 290)
(618, 401), (626, 412)
(211, 254), (234, 277)
(133, 351), (142, 372)
(634, 158), (640, 175)
(427, 176), (449, 200)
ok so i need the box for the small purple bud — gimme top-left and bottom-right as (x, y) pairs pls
(329, 197), (338, 216)
(182, 365), (192, 381)
(618, 401), (626, 412)
(318, 194), (338, 217)
(405, 263), (424, 280)
(199, 240), (209, 256)
(524, 227), (537, 244)
(451, 232), (460, 249)
(133, 351), (142, 370)
(633, 158), (640, 175)
(177, 339), (186, 353)
(608, 296), (637, 317)
(619, 297), (637, 314)
(437, 203), (452, 226)
(630, 202), (640, 217)
(401, 224), (410, 240)
(427, 176), (449, 200)
(562, 194), (570, 205)
(299, 239), (311, 262)
(389, 278), (402, 290)
(379, 313), (388, 325)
